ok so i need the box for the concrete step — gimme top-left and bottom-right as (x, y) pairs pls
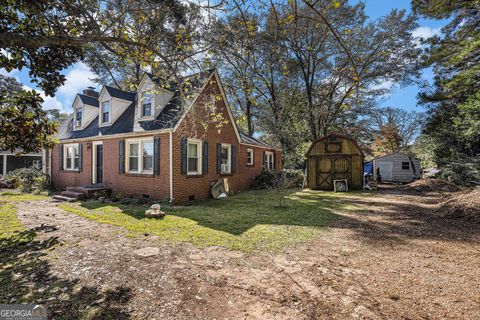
(61, 190), (85, 200)
(66, 186), (89, 194)
(53, 195), (78, 202)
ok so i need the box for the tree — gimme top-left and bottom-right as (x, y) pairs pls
(372, 124), (402, 157)
(371, 107), (424, 149)
(0, 74), (57, 152)
(414, 0), (480, 161)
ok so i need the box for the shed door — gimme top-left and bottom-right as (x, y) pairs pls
(377, 161), (393, 181)
(315, 156), (352, 190)
(316, 157), (333, 189)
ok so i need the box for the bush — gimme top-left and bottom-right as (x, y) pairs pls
(5, 167), (50, 192)
(283, 169), (305, 188)
(253, 168), (279, 189)
(438, 160), (480, 186)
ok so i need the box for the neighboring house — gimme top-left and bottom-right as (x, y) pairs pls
(0, 149), (50, 176)
(372, 152), (421, 183)
(51, 69), (282, 202)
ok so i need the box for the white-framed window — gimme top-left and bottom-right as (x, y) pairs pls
(265, 151), (274, 170)
(220, 143), (231, 174)
(187, 139), (202, 175)
(101, 101), (110, 123)
(75, 107), (83, 127)
(246, 148), (254, 166)
(64, 144), (80, 171)
(126, 138), (154, 174)
(141, 92), (153, 117)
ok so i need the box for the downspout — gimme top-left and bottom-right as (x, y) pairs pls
(169, 130), (173, 202)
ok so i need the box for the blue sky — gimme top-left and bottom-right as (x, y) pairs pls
(0, 0), (446, 113)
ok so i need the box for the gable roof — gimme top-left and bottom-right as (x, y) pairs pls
(104, 86), (136, 101)
(58, 70), (215, 140)
(239, 133), (276, 149)
(373, 152), (420, 161)
(78, 94), (99, 107)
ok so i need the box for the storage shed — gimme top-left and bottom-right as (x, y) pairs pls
(306, 133), (364, 190)
(373, 152), (421, 183)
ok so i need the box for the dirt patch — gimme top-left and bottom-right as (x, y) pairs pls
(399, 178), (462, 195)
(440, 186), (480, 220)
(5, 187), (480, 319)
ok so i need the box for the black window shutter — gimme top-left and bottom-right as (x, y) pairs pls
(216, 143), (221, 174)
(181, 138), (187, 175)
(78, 143), (83, 172)
(202, 140), (208, 173)
(231, 145), (236, 173)
(58, 144), (63, 171)
(263, 151), (267, 168)
(118, 140), (125, 173)
(154, 137), (160, 175)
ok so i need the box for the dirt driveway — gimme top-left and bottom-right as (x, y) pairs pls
(7, 186), (480, 319)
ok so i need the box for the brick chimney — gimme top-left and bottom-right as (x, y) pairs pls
(83, 86), (99, 98)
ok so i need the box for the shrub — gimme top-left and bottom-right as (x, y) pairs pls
(283, 169), (305, 188)
(438, 160), (480, 186)
(253, 168), (279, 189)
(5, 167), (50, 192)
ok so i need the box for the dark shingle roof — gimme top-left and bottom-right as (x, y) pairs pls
(240, 133), (275, 149)
(58, 70), (214, 140)
(78, 94), (99, 107)
(104, 86), (136, 101)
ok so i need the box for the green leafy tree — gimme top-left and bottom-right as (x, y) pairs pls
(414, 0), (480, 160)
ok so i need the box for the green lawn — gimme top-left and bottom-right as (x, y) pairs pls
(60, 189), (359, 252)
(0, 190), (50, 203)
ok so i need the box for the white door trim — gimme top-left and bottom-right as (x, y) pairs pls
(92, 141), (103, 184)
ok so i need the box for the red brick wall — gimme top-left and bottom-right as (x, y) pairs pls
(51, 74), (282, 202)
(172, 75), (282, 202)
(51, 133), (171, 200)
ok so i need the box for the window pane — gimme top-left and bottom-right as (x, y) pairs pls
(66, 158), (72, 169)
(74, 157), (79, 169)
(187, 143), (198, 157)
(188, 157), (198, 172)
(66, 147), (71, 158)
(142, 103), (151, 116)
(143, 142), (153, 156)
(129, 143), (139, 156)
(221, 147), (228, 162)
(73, 146), (79, 157)
(143, 156), (153, 171)
(102, 101), (110, 122)
(129, 157), (139, 171)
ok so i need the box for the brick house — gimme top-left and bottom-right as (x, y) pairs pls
(51, 69), (282, 202)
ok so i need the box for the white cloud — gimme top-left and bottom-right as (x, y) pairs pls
(412, 26), (441, 40)
(56, 62), (97, 111)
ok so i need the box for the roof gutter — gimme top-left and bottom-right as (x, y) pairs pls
(57, 128), (173, 144)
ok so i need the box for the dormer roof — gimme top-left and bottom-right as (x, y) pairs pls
(104, 86), (136, 101)
(77, 94), (99, 107)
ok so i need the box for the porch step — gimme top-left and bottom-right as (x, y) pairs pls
(66, 186), (104, 198)
(53, 195), (78, 202)
(60, 190), (85, 200)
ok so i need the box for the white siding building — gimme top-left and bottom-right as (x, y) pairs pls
(373, 152), (421, 183)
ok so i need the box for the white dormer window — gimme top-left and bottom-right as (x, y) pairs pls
(101, 101), (110, 123)
(74, 107), (83, 127)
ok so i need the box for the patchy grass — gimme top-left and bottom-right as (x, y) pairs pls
(0, 203), (26, 240)
(0, 190), (49, 203)
(60, 189), (362, 252)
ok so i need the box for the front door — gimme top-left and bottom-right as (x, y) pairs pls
(94, 144), (103, 184)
